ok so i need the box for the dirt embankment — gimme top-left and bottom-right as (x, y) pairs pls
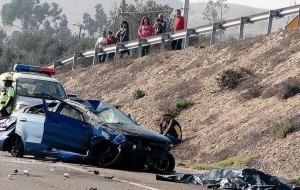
(57, 29), (300, 179)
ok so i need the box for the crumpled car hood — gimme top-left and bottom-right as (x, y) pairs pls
(103, 123), (171, 143)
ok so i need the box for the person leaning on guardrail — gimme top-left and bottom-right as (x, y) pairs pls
(116, 21), (130, 58)
(153, 18), (163, 35)
(138, 16), (154, 57)
(171, 9), (185, 50)
(106, 31), (118, 61)
(158, 14), (167, 33)
(95, 31), (107, 63)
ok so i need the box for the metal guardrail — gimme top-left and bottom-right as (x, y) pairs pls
(55, 4), (300, 69)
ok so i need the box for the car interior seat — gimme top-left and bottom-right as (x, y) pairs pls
(60, 105), (83, 121)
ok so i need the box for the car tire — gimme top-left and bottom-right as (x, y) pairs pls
(10, 137), (24, 158)
(98, 145), (122, 167)
(156, 153), (175, 174)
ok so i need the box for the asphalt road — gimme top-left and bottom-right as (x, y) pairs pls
(0, 152), (206, 190)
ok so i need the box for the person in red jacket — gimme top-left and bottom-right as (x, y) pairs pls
(171, 9), (185, 50)
(106, 31), (118, 61)
(138, 16), (154, 56)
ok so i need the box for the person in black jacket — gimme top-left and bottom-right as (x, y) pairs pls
(159, 113), (182, 144)
(116, 20), (130, 58)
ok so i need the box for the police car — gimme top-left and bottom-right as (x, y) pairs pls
(0, 64), (68, 112)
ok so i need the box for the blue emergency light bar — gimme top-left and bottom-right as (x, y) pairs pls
(14, 64), (55, 75)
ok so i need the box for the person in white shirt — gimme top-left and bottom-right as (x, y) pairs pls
(95, 31), (107, 63)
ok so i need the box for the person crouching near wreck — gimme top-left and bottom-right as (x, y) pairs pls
(159, 113), (182, 144)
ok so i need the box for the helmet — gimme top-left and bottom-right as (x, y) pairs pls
(2, 74), (14, 81)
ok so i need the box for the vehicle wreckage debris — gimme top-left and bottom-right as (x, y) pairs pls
(7, 174), (13, 180)
(13, 169), (18, 174)
(104, 176), (114, 179)
(64, 173), (70, 178)
(88, 170), (100, 175)
(23, 170), (30, 176)
(87, 188), (97, 190)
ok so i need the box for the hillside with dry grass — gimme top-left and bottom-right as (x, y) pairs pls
(57, 29), (300, 179)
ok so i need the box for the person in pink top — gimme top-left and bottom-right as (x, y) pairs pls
(138, 16), (154, 56)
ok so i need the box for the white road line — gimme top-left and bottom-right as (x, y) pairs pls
(1, 157), (160, 190)
(60, 164), (160, 190)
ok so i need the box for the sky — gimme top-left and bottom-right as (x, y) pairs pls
(185, 0), (299, 9)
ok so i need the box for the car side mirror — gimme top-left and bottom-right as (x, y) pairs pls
(68, 93), (78, 100)
(128, 112), (137, 123)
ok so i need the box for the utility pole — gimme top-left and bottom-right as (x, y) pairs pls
(121, 0), (127, 21)
(183, 0), (189, 29)
(73, 24), (83, 39)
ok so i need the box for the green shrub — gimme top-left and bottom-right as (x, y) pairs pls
(240, 85), (263, 100)
(216, 69), (247, 90)
(168, 99), (193, 116)
(276, 120), (294, 139)
(283, 85), (300, 99)
(132, 89), (146, 99)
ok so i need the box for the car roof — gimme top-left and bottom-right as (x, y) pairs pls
(9, 72), (60, 83)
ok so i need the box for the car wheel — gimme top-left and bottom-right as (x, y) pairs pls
(156, 153), (175, 174)
(10, 137), (24, 158)
(98, 145), (122, 167)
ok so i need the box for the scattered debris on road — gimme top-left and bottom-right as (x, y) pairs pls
(64, 173), (70, 178)
(23, 170), (30, 176)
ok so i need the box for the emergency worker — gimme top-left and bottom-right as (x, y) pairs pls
(159, 113), (182, 144)
(0, 74), (15, 118)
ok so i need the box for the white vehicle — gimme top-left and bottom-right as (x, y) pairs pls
(0, 64), (68, 112)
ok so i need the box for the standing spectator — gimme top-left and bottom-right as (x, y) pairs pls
(153, 18), (163, 35)
(106, 31), (118, 61)
(95, 31), (107, 63)
(138, 16), (153, 56)
(171, 9), (185, 50)
(158, 14), (167, 33)
(116, 20), (130, 58)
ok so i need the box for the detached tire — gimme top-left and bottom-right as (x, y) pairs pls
(156, 153), (175, 174)
(98, 145), (122, 167)
(10, 137), (24, 158)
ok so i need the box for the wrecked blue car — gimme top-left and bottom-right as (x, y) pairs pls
(0, 94), (175, 173)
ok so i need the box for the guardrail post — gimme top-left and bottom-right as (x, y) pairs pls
(211, 23), (223, 45)
(267, 10), (281, 35)
(93, 48), (99, 65)
(298, 8), (300, 28)
(52, 61), (62, 69)
(184, 29), (195, 49)
(72, 51), (76, 70)
(115, 43), (123, 61)
(161, 34), (170, 52)
(239, 17), (250, 39)
(137, 39), (147, 57)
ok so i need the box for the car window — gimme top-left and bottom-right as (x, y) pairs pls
(59, 104), (83, 121)
(16, 78), (67, 100)
(66, 100), (102, 126)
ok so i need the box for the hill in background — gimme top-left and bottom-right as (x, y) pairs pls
(57, 28), (300, 179)
(0, 0), (277, 35)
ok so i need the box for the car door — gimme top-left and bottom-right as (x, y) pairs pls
(15, 111), (46, 153)
(41, 95), (91, 155)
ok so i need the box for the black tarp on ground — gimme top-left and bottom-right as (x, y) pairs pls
(156, 168), (293, 189)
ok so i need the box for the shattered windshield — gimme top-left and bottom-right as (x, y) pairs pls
(16, 78), (67, 100)
(95, 107), (137, 125)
